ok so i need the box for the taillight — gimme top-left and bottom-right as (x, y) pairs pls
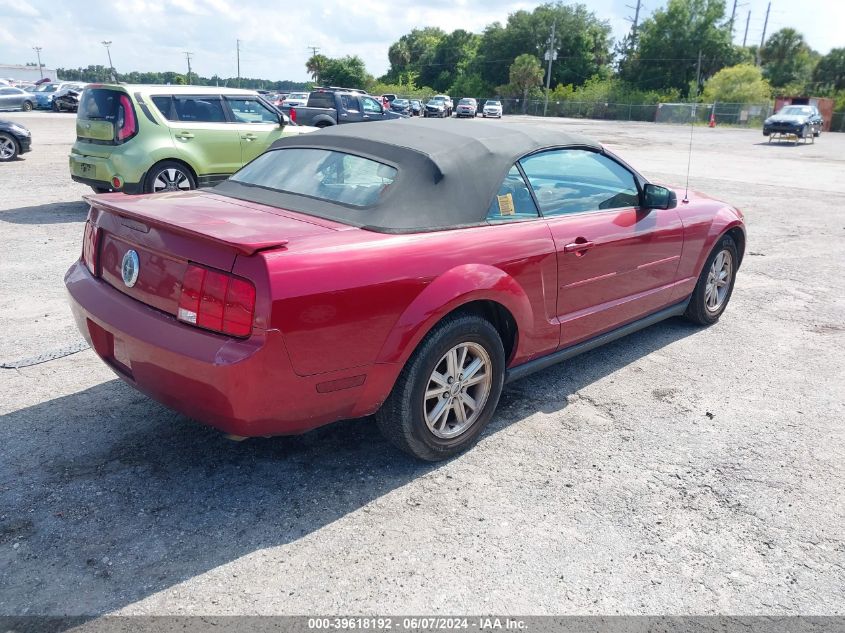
(116, 94), (137, 142)
(177, 264), (256, 338)
(81, 221), (100, 276)
(289, 107), (296, 122)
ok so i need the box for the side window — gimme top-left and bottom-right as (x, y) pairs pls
(486, 166), (540, 222)
(361, 97), (382, 113)
(340, 94), (359, 112)
(151, 96), (175, 120)
(519, 149), (639, 216)
(173, 96), (227, 123)
(227, 97), (278, 123)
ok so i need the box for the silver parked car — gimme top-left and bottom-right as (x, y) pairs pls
(0, 86), (36, 112)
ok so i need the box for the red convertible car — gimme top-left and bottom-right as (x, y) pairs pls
(66, 119), (745, 460)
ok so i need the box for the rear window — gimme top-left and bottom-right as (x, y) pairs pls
(307, 92), (335, 109)
(78, 88), (121, 121)
(231, 148), (397, 208)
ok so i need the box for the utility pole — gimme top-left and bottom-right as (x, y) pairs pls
(236, 39), (241, 88)
(542, 20), (557, 117)
(695, 49), (702, 98)
(757, 1), (771, 66)
(729, 0), (738, 36)
(101, 41), (116, 82)
(32, 46), (43, 79)
(307, 46), (321, 83)
(184, 51), (193, 85)
(625, 0), (643, 42)
(743, 10), (751, 47)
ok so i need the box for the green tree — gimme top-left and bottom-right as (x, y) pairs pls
(475, 3), (611, 90)
(620, 0), (737, 96)
(702, 63), (771, 103)
(509, 54), (544, 113)
(384, 27), (446, 82)
(760, 28), (815, 89)
(319, 55), (371, 89)
(306, 54), (329, 84)
(417, 29), (481, 92)
(812, 48), (845, 92)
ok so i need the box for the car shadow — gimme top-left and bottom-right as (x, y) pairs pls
(0, 316), (699, 618)
(0, 200), (89, 225)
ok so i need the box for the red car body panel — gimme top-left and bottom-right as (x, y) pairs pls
(66, 182), (744, 437)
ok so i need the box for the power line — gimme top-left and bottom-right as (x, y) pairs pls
(743, 10), (751, 47)
(757, 1), (771, 65)
(236, 39), (241, 88)
(625, 0), (643, 41)
(101, 40), (116, 82)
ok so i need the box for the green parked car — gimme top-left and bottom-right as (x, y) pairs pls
(69, 84), (316, 194)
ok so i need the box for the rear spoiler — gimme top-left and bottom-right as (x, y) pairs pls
(85, 194), (289, 256)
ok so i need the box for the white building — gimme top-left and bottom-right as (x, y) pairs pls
(0, 64), (59, 83)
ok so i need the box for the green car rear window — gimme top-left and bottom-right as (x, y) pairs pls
(231, 148), (397, 208)
(78, 88), (121, 121)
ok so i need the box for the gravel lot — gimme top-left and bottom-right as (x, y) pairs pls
(1, 112), (843, 617)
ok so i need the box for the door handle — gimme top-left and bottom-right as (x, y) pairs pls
(563, 240), (595, 253)
(363, 115), (370, 119)
(175, 132), (194, 140)
(241, 133), (257, 141)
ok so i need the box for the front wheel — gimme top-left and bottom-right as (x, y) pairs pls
(21, 101), (33, 112)
(684, 234), (738, 326)
(145, 161), (196, 194)
(0, 133), (19, 161)
(376, 314), (505, 461)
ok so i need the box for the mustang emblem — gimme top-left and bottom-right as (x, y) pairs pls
(121, 250), (140, 288)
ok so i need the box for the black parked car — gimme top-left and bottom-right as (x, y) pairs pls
(763, 105), (824, 139)
(0, 119), (32, 161)
(410, 99), (422, 116)
(390, 98), (411, 115)
(52, 88), (81, 113)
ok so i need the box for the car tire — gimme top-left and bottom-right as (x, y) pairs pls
(145, 161), (196, 194)
(90, 186), (112, 193)
(52, 101), (59, 112)
(376, 313), (506, 461)
(21, 101), (33, 112)
(684, 234), (739, 326)
(0, 132), (20, 161)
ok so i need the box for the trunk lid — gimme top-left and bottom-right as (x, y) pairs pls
(88, 191), (343, 316)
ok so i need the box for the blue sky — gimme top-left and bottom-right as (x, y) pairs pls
(0, 0), (841, 81)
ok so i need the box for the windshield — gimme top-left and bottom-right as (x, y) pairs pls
(486, 100), (501, 106)
(428, 98), (444, 105)
(459, 99), (474, 105)
(780, 106), (813, 116)
(393, 99), (408, 106)
(230, 148), (397, 208)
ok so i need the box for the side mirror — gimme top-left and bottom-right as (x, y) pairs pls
(643, 184), (677, 210)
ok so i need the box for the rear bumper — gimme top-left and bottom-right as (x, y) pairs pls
(71, 174), (145, 194)
(65, 261), (376, 437)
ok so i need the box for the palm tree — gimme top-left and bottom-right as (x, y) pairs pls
(306, 54), (328, 84)
(509, 54), (544, 114)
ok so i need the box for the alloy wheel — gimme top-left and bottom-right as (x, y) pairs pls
(0, 136), (16, 160)
(423, 342), (492, 439)
(153, 168), (191, 193)
(704, 249), (732, 312)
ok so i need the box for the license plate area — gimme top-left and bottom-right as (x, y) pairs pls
(87, 319), (133, 378)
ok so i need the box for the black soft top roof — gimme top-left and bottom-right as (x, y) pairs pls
(214, 118), (603, 233)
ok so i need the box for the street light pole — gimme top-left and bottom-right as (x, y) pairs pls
(101, 41), (116, 82)
(33, 47), (44, 79)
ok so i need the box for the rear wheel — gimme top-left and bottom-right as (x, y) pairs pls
(0, 133), (19, 161)
(90, 186), (112, 194)
(145, 161), (196, 194)
(376, 314), (505, 461)
(684, 235), (738, 326)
